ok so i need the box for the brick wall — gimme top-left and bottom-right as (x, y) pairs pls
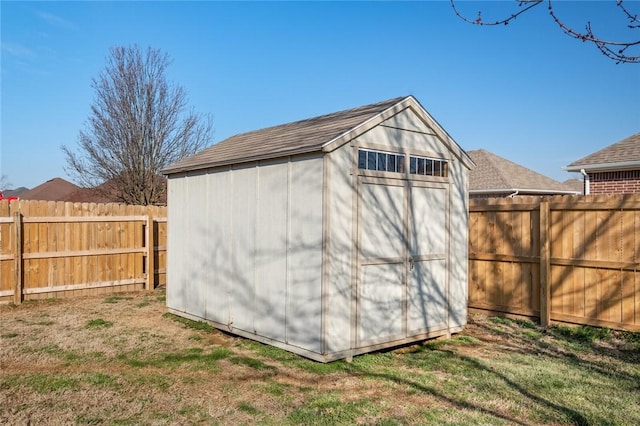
(589, 170), (640, 194)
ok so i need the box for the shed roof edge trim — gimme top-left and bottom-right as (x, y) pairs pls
(162, 146), (323, 174)
(320, 97), (413, 152)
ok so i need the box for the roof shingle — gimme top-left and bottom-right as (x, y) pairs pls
(567, 132), (640, 170)
(163, 96), (406, 174)
(468, 149), (577, 194)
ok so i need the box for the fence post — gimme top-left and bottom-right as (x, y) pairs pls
(13, 212), (23, 305)
(539, 201), (551, 327)
(146, 214), (155, 291)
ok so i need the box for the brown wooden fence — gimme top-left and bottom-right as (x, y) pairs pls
(4, 195), (639, 333)
(0, 200), (166, 304)
(469, 194), (640, 332)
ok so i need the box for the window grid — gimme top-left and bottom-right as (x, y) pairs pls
(358, 149), (405, 173)
(409, 155), (448, 177)
(357, 149), (448, 178)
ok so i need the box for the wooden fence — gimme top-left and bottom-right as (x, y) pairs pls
(0, 200), (166, 304)
(469, 194), (640, 332)
(4, 195), (639, 333)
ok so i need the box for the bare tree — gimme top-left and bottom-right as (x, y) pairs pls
(63, 45), (212, 205)
(0, 174), (11, 190)
(450, 0), (640, 64)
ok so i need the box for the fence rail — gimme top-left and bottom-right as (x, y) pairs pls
(4, 196), (639, 333)
(0, 200), (166, 304)
(469, 194), (640, 332)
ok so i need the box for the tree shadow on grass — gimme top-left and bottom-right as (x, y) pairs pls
(243, 313), (640, 425)
(373, 347), (590, 426)
(468, 316), (640, 386)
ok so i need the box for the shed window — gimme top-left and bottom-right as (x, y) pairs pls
(358, 149), (405, 173)
(409, 155), (448, 177)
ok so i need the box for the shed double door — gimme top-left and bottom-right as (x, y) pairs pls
(357, 178), (449, 346)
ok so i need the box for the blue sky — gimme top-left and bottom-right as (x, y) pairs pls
(2, 1), (639, 189)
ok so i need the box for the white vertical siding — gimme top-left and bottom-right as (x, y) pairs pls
(287, 156), (323, 352)
(325, 143), (354, 353)
(168, 155), (324, 352)
(167, 173), (208, 317)
(184, 171), (208, 319)
(206, 169), (231, 325)
(229, 166), (257, 333)
(448, 158), (469, 328)
(167, 175), (187, 313)
(255, 160), (288, 341)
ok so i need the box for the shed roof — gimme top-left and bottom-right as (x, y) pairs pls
(163, 96), (473, 174)
(565, 132), (640, 172)
(468, 149), (579, 195)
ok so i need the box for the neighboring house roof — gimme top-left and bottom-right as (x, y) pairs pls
(468, 149), (579, 195)
(3, 187), (29, 197)
(565, 132), (640, 172)
(63, 186), (117, 204)
(19, 177), (80, 201)
(63, 176), (167, 205)
(163, 95), (474, 174)
(562, 178), (584, 194)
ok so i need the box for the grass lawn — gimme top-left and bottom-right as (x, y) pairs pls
(1, 289), (638, 425)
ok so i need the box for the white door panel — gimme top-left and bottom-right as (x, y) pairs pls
(357, 178), (449, 345)
(410, 186), (447, 256)
(359, 183), (405, 260)
(359, 263), (404, 343)
(408, 259), (447, 334)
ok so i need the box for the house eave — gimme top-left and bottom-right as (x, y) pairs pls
(469, 188), (580, 195)
(564, 160), (640, 173)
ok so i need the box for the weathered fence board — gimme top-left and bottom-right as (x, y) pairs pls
(469, 194), (640, 332)
(0, 200), (167, 304)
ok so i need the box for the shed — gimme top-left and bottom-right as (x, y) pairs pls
(162, 95), (474, 362)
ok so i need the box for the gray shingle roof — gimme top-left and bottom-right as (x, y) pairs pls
(468, 149), (578, 194)
(566, 132), (640, 170)
(163, 96), (407, 174)
(562, 178), (584, 194)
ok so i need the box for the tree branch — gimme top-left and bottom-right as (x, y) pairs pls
(450, 0), (543, 26)
(450, 0), (640, 63)
(63, 45), (212, 205)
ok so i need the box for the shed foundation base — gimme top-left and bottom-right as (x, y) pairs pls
(167, 308), (464, 363)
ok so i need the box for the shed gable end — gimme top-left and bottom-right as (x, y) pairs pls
(380, 107), (435, 134)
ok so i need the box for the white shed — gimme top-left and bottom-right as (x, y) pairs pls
(163, 96), (474, 362)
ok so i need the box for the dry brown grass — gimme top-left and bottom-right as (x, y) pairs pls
(1, 289), (638, 425)
(0, 291), (412, 424)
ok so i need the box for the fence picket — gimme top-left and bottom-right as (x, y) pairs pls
(469, 194), (640, 332)
(0, 199), (166, 304)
